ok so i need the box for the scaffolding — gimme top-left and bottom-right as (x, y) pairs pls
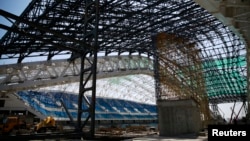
(0, 0), (248, 138)
(153, 32), (210, 127)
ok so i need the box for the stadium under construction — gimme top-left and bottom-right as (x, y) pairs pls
(0, 0), (250, 140)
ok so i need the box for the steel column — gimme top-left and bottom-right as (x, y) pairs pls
(77, 0), (99, 138)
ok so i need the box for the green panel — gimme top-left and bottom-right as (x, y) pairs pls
(214, 56), (246, 68)
(201, 56), (247, 100)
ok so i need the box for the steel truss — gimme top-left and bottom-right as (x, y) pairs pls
(0, 0), (248, 138)
(0, 55), (153, 92)
(76, 0), (99, 138)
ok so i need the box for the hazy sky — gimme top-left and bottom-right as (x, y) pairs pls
(0, 0), (31, 38)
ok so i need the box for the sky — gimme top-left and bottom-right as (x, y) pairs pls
(0, 0), (248, 121)
(0, 0), (31, 38)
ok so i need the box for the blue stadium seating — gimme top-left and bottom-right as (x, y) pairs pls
(17, 91), (158, 121)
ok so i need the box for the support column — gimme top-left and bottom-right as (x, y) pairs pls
(77, 0), (99, 139)
(247, 40), (250, 119)
(157, 99), (202, 136)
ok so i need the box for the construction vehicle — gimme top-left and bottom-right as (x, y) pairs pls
(34, 116), (58, 133)
(1, 116), (31, 134)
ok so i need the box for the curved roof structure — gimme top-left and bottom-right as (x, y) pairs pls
(0, 0), (247, 104)
(38, 74), (156, 104)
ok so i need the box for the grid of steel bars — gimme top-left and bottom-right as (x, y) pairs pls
(0, 0), (248, 137)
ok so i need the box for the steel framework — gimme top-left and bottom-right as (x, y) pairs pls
(0, 0), (248, 138)
(0, 56), (153, 92)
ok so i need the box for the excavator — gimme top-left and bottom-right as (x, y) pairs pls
(1, 116), (31, 135)
(34, 116), (58, 133)
(1, 116), (60, 134)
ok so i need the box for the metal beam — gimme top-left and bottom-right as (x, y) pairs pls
(0, 9), (90, 53)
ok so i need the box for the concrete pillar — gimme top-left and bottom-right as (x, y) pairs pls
(157, 99), (202, 136)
